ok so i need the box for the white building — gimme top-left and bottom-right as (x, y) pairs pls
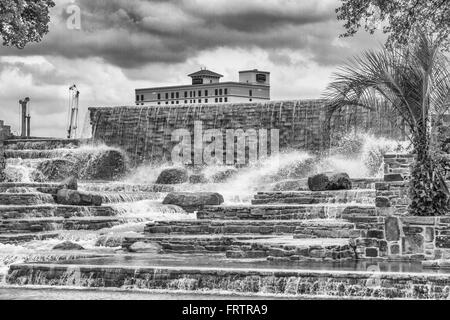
(135, 69), (270, 106)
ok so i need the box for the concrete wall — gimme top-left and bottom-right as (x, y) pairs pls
(89, 100), (406, 165)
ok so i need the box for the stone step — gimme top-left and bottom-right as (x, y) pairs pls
(144, 219), (357, 236)
(0, 232), (60, 244)
(7, 263), (450, 299)
(0, 217), (152, 234)
(95, 192), (164, 203)
(122, 234), (354, 261)
(0, 205), (118, 219)
(79, 183), (175, 193)
(0, 182), (60, 193)
(293, 220), (360, 239)
(0, 193), (55, 205)
(252, 190), (375, 205)
(4, 139), (80, 150)
(197, 204), (376, 220)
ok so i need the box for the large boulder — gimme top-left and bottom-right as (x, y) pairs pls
(327, 173), (352, 190)
(156, 168), (189, 184)
(162, 192), (224, 212)
(211, 168), (238, 183)
(53, 241), (85, 251)
(77, 150), (127, 180)
(0, 146), (5, 182)
(56, 189), (103, 206)
(189, 173), (209, 184)
(33, 159), (75, 181)
(308, 172), (352, 191)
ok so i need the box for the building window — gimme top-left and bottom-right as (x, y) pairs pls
(224, 97), (228, 102)
(141, 95), (144, 101)
(136, 95), (140, 101)
(171, 101), (174, 104)
(185, 100), (187, 104)
(190, 100), (192, 103)
(219, 98), (223, 102)
(166, 101), (168, 105)
(176, 101), (179, 104)
(176, 92), (179, 99)
(215, 98), (218, 103)
(205, 99), (208, 103)
(165, 93), (169, 99)
(249, 90), (253, 97)
(158, 102), (161, 105)
(157, 93), (161, 100)
(198, 90), (201, 97)
(171, 92), (174, 99)
(190, 91), (192, 98)
(224, 88), (228, 95)
(219, 89), (222, 95)
(198, 99), (202, 103)
(215, 89), (218, 96)
(184, 91), (188, 98)
(205, 90), (208, 96)
(193, 91), (196, 97)
(249, 98), (252, 102)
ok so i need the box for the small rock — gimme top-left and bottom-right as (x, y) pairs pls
(53, 241), (85, 251)
(128, 241), (162, 253)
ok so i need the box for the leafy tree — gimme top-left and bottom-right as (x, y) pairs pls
(0, 0), (55, 49)
(336, 0), (450, 50)
(326, 33), (450, 216)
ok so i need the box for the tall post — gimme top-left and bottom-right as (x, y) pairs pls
(19, 97), (30, 138)
(26, 114), (31, 138)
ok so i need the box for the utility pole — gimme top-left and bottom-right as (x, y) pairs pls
(19, 97), (31, 138)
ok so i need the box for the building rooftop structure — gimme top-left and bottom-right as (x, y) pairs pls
(135, 68), (270, 106)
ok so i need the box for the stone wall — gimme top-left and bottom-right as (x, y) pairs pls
(375, 154), (414, 216)
(0, 120), (12, 181)
(89, 100), (406, 165)
(350, 216), (450, 260)
(352, 153), (450, 260)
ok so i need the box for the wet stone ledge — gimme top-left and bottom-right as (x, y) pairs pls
(0, 205), (118, 219)
(0, 193), (55, 206)
(7, 264), (450, 299)
(196, 205), (376, 220)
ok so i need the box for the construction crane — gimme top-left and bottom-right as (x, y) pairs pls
(67, 85), (80, 139)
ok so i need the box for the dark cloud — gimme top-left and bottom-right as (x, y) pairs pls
(0, 0), (375, 68)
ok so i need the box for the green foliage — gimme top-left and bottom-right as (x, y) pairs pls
(336, 0), (450, 50)
(325, 32), (450, 216)
(0, 0), (55, 49)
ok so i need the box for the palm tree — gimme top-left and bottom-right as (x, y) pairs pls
(325, 32), (450, 216)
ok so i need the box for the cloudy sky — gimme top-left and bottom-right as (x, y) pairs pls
(0, 0), (386, 137)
